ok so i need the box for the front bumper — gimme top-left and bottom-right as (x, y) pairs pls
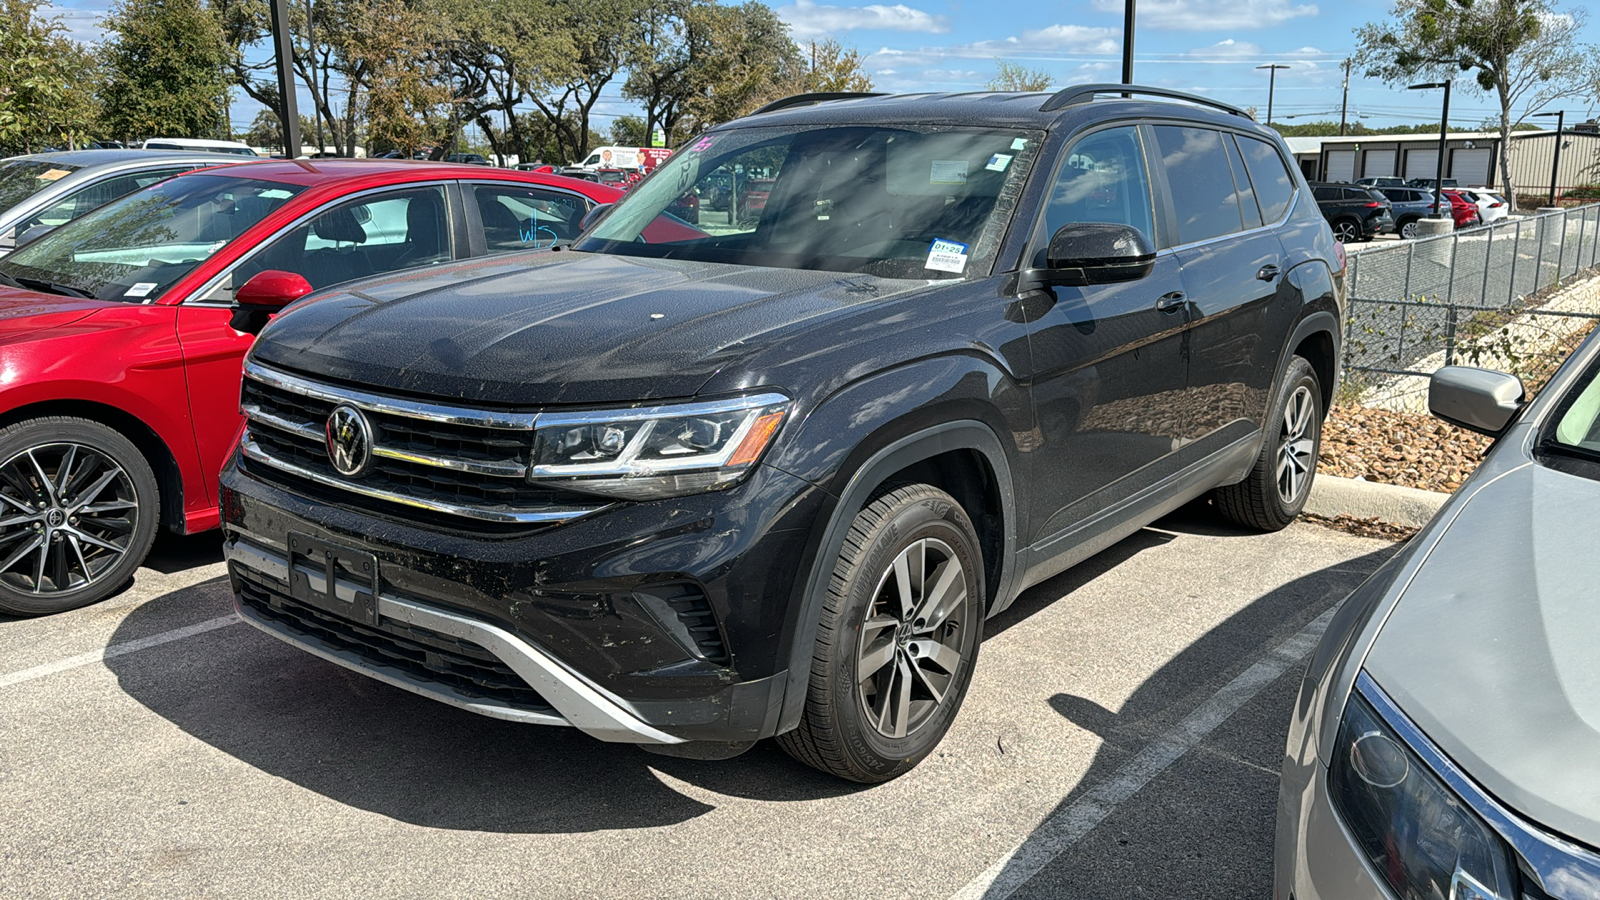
(221, 453), (831, 744)
(1276, 752), (1392, 900)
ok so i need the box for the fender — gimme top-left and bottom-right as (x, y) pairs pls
(771, 418), (1019, 736)
(1274, 262), (1343, 404)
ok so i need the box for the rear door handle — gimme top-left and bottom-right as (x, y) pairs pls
(1257, 264), (1282, 281)
(1155, 291), (1186, 312)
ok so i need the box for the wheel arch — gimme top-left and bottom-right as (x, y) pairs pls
(0, 400), (186, 534)
(773, 419), (1019, 736)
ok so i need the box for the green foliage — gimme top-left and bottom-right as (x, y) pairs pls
(986, 60), (1051, 92)
(793, 39), (873, 93)
(1565, 185), (1600, 200)
(0, 0), (101, 154)
(100, 0), (232, 141)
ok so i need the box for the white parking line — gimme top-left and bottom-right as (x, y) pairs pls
(0, 614), (241, 690)
(950, 604), (1337, 900)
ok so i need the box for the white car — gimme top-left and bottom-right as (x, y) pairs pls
(1458, 188), (1510, 224)
(142, 137), (260, 157)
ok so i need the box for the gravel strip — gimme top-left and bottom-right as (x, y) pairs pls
(1318, 405), (1492, 493)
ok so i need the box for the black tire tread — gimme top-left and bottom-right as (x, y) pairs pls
(775, 483), (960, 782)
(1212, 357), (1320, 532)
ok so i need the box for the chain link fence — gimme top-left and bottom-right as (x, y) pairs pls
(1343, 203), (1600, 410)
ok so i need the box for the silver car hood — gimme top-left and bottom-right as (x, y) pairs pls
(1366, 458), (1600, 848)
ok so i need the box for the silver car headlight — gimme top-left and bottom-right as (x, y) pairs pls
(529, 393), (790, 501)
(1329, 691), (1518, 900)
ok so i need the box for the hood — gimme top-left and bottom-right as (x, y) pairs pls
(252, 251), (931, 406)
(0, 287), (106, 341)
(1365, 459), (1600, 848)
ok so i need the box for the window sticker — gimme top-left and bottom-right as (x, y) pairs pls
(986, 153), (1013, 172)
(1011, 137), (1028, 151)
(930, 160), (968, 184)
(925, 238), (968, 274)
(37, 168), (71, 182)
(124, 282), (158, 298)
(690, 136), (714, 152)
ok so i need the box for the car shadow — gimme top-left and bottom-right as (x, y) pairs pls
(143, 530), (226, 573)
(973, 540), (1399, 898)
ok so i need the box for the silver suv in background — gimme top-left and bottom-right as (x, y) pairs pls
(0, 149), (237, 257)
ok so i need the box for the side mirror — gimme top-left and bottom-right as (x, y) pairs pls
(1019, 223), (1156, 294)
(1429, 365), (1525, 436)
(578, 203), (613, 233)
(230, 269), (313, 335)
(15, 224), (54, 248)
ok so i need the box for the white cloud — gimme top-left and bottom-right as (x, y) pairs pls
(969, 24), (1122, 55)
(778, 0), (949, 40)
(44, 3), (107, 43)
(1186, 38), (1263, 58)
(1092, 0), (1317, 31)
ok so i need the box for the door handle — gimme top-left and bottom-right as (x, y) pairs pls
(1155, 291), (1187, 312)
(1257, 264), (1282, 281)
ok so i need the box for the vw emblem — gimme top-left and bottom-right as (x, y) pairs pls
(325, 405), (373, 477)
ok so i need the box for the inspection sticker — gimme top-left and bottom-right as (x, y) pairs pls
(930, 159), (968, 184)
(925, 238), (969, 273)
(37, 168), (71, 182)
(124, 282), (158, 298)
(986, 153), (1013, 172)
(1011, 137), (1028, 150)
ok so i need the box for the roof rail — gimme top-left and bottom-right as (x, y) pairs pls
(753, 92), (885, 115)
(1040, 84), (1254, 119)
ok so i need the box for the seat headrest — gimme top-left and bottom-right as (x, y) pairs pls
(313, 206), (367, 244)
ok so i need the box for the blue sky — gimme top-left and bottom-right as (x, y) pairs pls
(41, 0), (1600, 139)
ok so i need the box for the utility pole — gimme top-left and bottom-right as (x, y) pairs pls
(1339, 57), (1351, 136)
(1534, 110), (1566, 206)
(1256, 64), (1289, 126)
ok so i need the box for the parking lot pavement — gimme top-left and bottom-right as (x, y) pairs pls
(0, 507), (1395, 899)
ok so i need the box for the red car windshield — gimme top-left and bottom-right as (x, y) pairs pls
(0, 173), (304, 303)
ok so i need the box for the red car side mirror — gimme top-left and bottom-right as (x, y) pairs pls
(231, 270), (314, 335)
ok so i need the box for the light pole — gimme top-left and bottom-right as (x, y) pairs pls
(1534, 110), (1565, 206)
(1121, 0), (1136, 85)
(1256, 64), (1289, 126)
(1408, 80), (1451, 218)
(268, 0), (300, 159)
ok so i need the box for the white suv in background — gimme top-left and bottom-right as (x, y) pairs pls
(1458, 188), (1510, 223)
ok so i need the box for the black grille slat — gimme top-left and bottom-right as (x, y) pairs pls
(656, 584), (730, 665)
(237, 569), (555, 712)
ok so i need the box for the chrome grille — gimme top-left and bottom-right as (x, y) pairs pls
(239, 361), (602, 525)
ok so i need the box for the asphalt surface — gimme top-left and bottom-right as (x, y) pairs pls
(0, 506), (1395, 899)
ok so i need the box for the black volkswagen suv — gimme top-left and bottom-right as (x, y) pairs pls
(221, 86), (1344, 782)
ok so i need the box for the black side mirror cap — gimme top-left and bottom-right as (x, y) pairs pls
(578, 203), (614, 233)
(1017, 222), (1156, 294)
(1429, 365), (1525, 436)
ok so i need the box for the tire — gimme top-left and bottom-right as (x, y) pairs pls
(776, 484), (985, 783)
(1399, 218), (1420, 240)
(1330, 219), (1361, 243)
(1212, 356), (1322, 532)
(0, 417), (159, 617)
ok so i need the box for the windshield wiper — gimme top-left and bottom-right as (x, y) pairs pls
(14, 276), (93, 299)
(0, 270), (23, 290)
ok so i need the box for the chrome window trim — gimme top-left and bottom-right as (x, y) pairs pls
(241, 436), (599, 524)
(1355, 671), (1600, 893)
(244, 359), (540, 429)
(180, 179), (459, 309)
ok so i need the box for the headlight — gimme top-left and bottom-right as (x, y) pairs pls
(529, 393), (790, 500)
(1330, 692), (1518, 900)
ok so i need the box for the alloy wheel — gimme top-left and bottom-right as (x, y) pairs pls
(0, 442), (139, 595)
(1401, 221), (1418, 240)
(856, 537), (970, 739)
(1276, 386), (1317, 504)
(1332, 221), (1360, 243)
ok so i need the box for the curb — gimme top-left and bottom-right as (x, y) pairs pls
(1305, 474), (1448, 529)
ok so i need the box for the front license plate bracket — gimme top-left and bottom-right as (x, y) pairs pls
(287, 532), (380, 626)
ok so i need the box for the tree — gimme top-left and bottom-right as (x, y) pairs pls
(986, 60), (1052, 92)
(241, 107), (315, 152)
(621, 0), (695, 148)
(341, 0), (458, 157)
(0, 0), (101, 154)
(100, 0), (233, 142)
(609, 114), (649, 145)
(791, 39), (872, 93)
(1353, 0), (1599, 210)
(677, 1), (801, 135)
(523, 0), (648, 163)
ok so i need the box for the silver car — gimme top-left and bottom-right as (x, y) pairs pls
(1276, 335), (1600, 899)
(0, 149), (238, 257)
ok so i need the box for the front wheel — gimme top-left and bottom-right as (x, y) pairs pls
(1212, 356), (1322, 531)
(776, 484), (984, 783)
(1399, 218), (1420, 240)
(0, 417), (160, 616)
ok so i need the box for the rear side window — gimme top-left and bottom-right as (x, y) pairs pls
(1312, 186), (1338, 201)
(1042, 125), (1156, 249)
(1154, 125), (1243, 245)
(1223, 135), (1262, 229)
(1236, 136), (1295, 223)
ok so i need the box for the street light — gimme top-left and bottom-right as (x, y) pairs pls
(1534, 110), (1565, 206)
(1121, 0), (1136, 85)
(1408, 80), (1451, 218)
(1256, 64), (1289, 126)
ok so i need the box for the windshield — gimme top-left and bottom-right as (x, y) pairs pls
(0, 160), (83, 215)
(0, 173), (304, 302)
(576, 124), (1042, 279)
(1549, 359), (1600, 458)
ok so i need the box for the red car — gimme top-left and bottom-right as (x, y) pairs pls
(1439, 189), (1481, 229)
(0, 160), (626, 615)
